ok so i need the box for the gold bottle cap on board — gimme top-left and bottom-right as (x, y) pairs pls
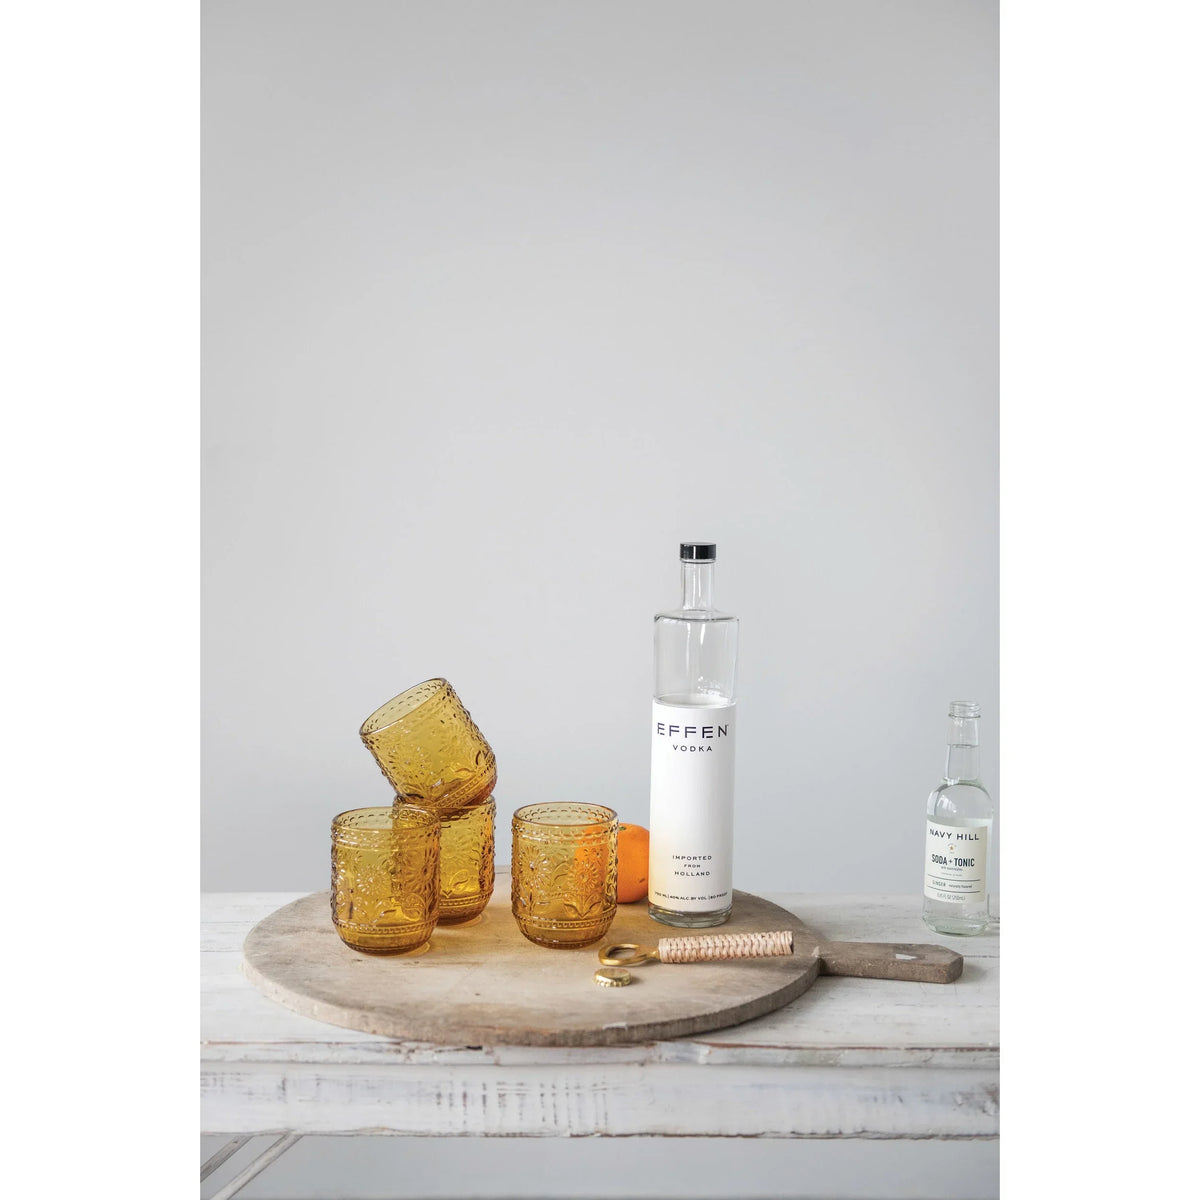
(593, 967), (633, 987)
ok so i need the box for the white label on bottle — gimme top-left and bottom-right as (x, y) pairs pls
(923, 821), (989, 903)
(648, 700), (736, 913)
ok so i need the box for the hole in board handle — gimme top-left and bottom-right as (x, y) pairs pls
(895, 952), (918, 961)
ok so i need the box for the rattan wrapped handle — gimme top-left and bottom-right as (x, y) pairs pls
(599, 930), (794, 966)
(657, 929), (794, 962)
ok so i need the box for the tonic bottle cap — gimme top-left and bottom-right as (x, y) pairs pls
(594, 967), (634, 987)
(680, 542), (717, 562)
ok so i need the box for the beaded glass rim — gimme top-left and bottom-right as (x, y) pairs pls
(359, 678), (451, 736)
(331, 805), (440, 838)
(511, 802), (617, 830)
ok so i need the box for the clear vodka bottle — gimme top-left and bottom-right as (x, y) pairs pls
(922, 701), (994, 935)
(648, 542), (739, 928)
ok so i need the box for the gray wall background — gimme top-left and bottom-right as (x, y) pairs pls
(203, 0), (998, 902)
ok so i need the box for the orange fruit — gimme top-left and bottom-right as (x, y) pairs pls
(616, 823), (650, 903)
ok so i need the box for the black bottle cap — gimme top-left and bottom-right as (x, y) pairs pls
(679, 542), (717, 562)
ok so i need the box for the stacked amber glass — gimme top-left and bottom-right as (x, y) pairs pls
(333, 676), (618, 954)
(336, 678), (497, 955)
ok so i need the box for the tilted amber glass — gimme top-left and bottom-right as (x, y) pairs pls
(360, 679), (497, 815)
(431, 794), (496, 925)
(511, 803), (618, 948)
(330, 806), (440, 955)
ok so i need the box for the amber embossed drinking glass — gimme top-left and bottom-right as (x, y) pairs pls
(432, 795), (496, 925)
(330, 806), (440, 955)
(360, 679), (497, 815)
(511, 802), (618, 948)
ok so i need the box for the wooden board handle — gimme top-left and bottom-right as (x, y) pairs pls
(817, 941), (963, 984)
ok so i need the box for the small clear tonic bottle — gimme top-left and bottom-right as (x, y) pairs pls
(648, 542), (739, 928)
(922, 701), (994, 935)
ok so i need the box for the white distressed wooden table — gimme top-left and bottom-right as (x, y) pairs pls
(201, 888), (998, 1198)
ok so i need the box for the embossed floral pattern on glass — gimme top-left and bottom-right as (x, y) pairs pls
(512, 803), (618, 948)
(425, 794), (495, 925)
(331, 806), (440, 955)
(360, 679), (497, 815)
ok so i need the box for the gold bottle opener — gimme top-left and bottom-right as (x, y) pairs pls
(599, 929), (794, 967)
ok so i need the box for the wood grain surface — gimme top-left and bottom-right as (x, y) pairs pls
(241, 878), (961, 1046)
(243, 885), (821, 1046)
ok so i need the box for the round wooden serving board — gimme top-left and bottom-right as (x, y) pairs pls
(242, 877), (821, 1046)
